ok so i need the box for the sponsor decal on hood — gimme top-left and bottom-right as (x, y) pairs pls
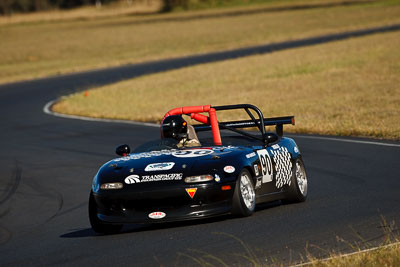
(246, 152), (257, 159)
(224, 166), (235, 173)
(124, 173), (183, 184)
(172, 149), (214, 158)
(145, 162), (175, 171)
(124, 175), (140, 184)
(141, 173), (183, 182)
(112, 146), (239, 162)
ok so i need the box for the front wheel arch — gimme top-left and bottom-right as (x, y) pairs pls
(89, 191), (123, 234)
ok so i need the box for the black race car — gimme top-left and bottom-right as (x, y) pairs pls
(89, 104), (308, 234)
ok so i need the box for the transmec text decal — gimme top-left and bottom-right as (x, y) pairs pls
(141, 173), (183, 182)
(124, 173), (183, 184)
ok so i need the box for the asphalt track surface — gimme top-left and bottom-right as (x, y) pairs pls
(1, 26), (400, 266)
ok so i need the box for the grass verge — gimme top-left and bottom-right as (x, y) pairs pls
(301, 218), (400, 266)
(1, 0), (400, 84)
(303, 242), (400, 266)
(53, 29), (400, 139)
(172, 219), (400, 266)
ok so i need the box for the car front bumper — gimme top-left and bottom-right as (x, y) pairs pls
(93, 182), (236, 224)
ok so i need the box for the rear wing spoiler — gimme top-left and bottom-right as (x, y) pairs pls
(193, 116), (294, 137)
(163, 104), (294, 146)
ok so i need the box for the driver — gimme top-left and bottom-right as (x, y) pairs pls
(161, 115), (201, 148)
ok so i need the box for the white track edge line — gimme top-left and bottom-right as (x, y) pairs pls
(44, 99), (400, 147)
(289, 135), (400, 148)
(291, 241), (400, 267)
(43, 99), (159, 127)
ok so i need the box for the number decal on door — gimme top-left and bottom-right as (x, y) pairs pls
(257, 149), (273, 183)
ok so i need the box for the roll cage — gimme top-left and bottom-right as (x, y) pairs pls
(162, 104), (294, 146)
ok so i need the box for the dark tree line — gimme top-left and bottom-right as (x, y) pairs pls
(0, 0), (207, 15)
(0, 0), (116, 15)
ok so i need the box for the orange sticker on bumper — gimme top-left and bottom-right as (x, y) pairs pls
(185, 188), (197, 199)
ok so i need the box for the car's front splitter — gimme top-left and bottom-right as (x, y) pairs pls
(94, 182), (235, 224)
(98, 200), (232, 224)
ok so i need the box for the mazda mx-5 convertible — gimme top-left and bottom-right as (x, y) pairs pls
(89, 104), (308, 234)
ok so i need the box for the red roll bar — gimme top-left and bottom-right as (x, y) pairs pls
(163, 105), (222, 146)
(162, 104), (294, 146)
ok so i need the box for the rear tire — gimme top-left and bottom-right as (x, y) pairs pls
(232, 169), (256, 217)
(89, 191), (123, 234)
(284, 158), (308, 203)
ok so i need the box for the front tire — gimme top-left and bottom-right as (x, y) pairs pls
(89, 191), (123, 234)
(232, 169), (256, 217)
(284, 158), (308, 203)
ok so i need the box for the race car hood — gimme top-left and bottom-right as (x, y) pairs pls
(96, 146), (253, 185)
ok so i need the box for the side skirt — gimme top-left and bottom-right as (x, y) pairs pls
(255, 191), (286, 204)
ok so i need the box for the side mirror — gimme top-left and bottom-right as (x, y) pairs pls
(116, 144), (130, 156)
(264, 133), (279, 145)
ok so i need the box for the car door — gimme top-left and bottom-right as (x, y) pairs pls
(255, 142), (293, 195)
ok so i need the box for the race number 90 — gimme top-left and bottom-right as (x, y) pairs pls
(257, 149), (273, 183)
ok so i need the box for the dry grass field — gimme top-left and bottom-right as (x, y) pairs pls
(295, 244), (400, 266)
(309, 243), (400, 266)
(304, 232), (400, 266)
(2, 0), (400, 139)
(1, 0), (400, 84)
(0, 1), (163, 25)
(53, 29), (400, 139)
